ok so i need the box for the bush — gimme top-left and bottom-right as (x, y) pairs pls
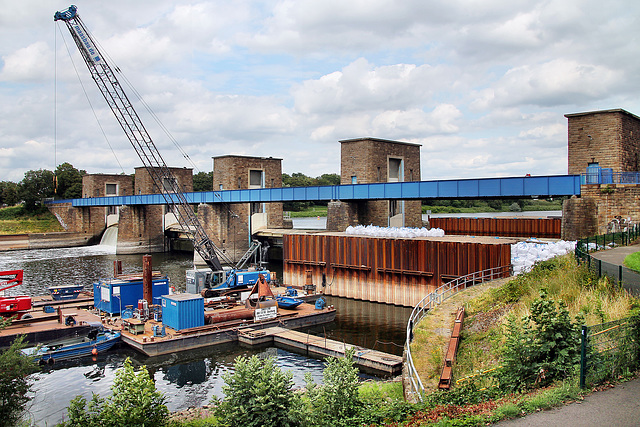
(213, 355), (299, 427)
(61, 357), (169, 426)
(0, 335), (37, 427)
(497, 289), (582, 391)
(302, 347), (364, 427)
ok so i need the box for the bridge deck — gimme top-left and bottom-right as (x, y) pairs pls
(48, 175), (581, 207)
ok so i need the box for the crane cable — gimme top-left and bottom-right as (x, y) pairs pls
(55, 22), (126, 175)
(87, 32), (200, 174)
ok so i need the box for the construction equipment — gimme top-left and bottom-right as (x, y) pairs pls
(0, 270), (32, 319)
(54, 5), (269, 294)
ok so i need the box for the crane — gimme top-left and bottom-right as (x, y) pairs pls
(55, 6), (268, 295)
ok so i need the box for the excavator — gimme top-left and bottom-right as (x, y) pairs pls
(54, 5), (269, 297)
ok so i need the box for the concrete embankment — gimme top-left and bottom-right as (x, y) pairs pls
(0, 232), (96, 251)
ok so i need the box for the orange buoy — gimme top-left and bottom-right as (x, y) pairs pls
(91, 347), (98, 356)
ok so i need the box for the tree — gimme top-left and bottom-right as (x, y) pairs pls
(213, 354), (299, 427)
(303, 348), (363, 427)
(282, 172), (315, 187)
(19, 169), (55, 211)
(315, 173), (340, 186)
(0, 181), (19, 207)
(0, 335), (37, 427)
(193, 171), (213, 192)
(497, 289), (583, 391)
(61, 357), (169, 426)
(55, 163), (86, 199)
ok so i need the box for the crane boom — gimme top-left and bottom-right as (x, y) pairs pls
(55, 5), (228, 271)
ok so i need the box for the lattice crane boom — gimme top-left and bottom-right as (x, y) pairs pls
(55, 5), (228, 271)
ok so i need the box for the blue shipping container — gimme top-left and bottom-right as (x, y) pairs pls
(161, 293), (204, 331)
(93, 277), (170, 314)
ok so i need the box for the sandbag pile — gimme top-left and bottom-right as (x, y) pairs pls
(345, 224), (446, 238)
(511, 239), (576, 275)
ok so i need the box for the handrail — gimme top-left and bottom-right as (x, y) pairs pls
(404, 265), (511, 402)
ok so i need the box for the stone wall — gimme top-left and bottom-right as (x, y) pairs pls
(134, 167), (193, 195)
(335, 138), (422, 228)
(82, 174), (133, 198)
(326, 201), (359, 231)
(566, 109), (640, 175)
(211, 155), (284, 254)
(117, 205), (165, 253)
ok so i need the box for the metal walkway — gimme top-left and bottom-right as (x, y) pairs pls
(49, 174), (581, 207)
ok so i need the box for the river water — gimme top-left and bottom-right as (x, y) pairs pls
(0, 242), (411, 426)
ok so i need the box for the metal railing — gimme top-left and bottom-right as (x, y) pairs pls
(581, 171), (640, 185)
(404, 265), (511, 402)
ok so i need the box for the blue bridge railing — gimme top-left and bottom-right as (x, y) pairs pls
(582, 171), (640, 185)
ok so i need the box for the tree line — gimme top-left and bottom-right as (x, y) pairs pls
(1, 166), (340, 213)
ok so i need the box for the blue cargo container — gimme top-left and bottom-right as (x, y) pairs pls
(161, 293), (204, 331)
(93, 276), (169, 314)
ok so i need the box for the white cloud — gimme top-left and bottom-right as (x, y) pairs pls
(0, 0), (639, 185)
(0, 42), (52, 82)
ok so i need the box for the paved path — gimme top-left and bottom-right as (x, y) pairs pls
(496, 377), (640, 426)
(496, 243), (640, 426)
(588, 243), (640, 295)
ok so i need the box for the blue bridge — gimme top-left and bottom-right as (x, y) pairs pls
(50, 174), (581, 207)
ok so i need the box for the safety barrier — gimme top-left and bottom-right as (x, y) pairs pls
(404, 265), (511, 402)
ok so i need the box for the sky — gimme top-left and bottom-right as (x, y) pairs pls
(1, 0), (638, 184)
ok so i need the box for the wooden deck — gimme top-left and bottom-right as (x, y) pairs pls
(238, 326), (403, 376)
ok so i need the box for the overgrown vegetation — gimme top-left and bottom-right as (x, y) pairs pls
(407, 254), (639, 425)
(0, 335), (37, 427)
(61, 357), (169, 426)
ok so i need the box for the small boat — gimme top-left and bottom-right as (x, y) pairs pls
(47, 284), (84, 301)
(22, 328), (121, 364)
(275, 295), (304, 309)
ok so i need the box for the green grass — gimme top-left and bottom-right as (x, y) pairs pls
(287, 205), (328, 217)
(0, 206), (64, 235)
(624, 251), (640, 272)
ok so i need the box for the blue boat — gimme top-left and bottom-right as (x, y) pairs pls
(275, 295), (304, 309)
(47, 284), (84, 300)
(22, 328), (121, 364)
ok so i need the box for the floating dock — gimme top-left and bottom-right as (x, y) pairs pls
(115, 302), (337, 357)
(238, 326), (403, 375)
(0, 305), (102, 348)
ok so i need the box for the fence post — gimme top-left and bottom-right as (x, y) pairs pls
(580, 325), (588, 388)
(619, 265), (623, 286)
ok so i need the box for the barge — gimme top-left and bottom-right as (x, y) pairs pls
(112, 281), (336, 356)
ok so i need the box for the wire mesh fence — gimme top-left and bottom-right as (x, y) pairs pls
(575, 224), (640, 295)
(580, 316), (640, 388)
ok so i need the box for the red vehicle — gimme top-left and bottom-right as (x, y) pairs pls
(0, 270), (32, 319)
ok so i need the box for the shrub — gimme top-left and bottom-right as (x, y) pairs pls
(61, 357), (169, 426)
(213, 355), (299, 427)
(0, 335), (37, 427)
(497, 289), (582, 391)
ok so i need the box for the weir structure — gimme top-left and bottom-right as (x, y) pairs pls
(44, 108), (640, 305)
